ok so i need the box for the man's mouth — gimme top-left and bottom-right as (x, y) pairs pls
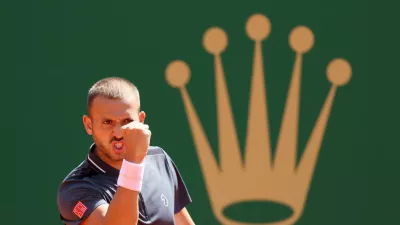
(112, 141), (125, 154)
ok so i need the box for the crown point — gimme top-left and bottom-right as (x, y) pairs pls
(203, 27), (228, 55)
(289, 26), (314, 53)
(246, 14), (271, 41)
(326, 58), (352, 86)
(165, 60), (191, 88)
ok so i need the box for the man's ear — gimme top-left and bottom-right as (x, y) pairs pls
(139, 111), (146, 123)
(83, 115), (93, 135)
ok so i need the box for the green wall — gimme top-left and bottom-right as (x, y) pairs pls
(14, 1), (399, 225)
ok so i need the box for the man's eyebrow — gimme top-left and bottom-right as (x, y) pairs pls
(101, 116), (133, 121)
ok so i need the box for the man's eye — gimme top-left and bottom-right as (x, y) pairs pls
(124, 119), (133, 123)
(103, 120), (112, 125)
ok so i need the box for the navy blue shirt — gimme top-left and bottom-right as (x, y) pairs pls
(57, 144), (192, 225)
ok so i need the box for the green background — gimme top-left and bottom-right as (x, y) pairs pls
(13, 0), (399, 224)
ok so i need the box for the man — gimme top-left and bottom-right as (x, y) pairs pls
(57, 77), (195, 225)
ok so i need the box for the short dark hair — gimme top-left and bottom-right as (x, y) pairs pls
(87, 77), (140, 115)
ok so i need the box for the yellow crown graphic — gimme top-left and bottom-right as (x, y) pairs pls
(165, 14), (352, 225)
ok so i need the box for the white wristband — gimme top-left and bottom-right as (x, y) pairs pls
(117, 159), (145, 192)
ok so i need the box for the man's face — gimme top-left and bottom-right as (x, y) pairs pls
(83, 95), (145, 166)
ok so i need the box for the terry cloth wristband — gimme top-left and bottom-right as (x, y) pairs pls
(117, 159), (145, 192)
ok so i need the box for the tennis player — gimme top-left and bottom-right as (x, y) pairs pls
(57, 77), (195, 225)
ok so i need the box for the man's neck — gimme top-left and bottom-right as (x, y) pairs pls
(94, 148), (123, 171)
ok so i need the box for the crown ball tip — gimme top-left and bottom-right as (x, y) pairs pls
(203, 27), (228, 55)
(246, 13), (271, 41)
(326, 58), (352, 86)
(289, 26), (314, 53)
(165, 60), (191, 88)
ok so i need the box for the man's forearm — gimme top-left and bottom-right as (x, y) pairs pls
(100, 121), (150, 225)
(103, 187), (139, 225)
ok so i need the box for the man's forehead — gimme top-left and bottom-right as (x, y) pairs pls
(91, 95), (139, 117)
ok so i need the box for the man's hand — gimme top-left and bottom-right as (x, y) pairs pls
(122, 121), (151, 164)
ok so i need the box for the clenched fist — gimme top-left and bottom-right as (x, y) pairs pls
(121, 121), (151, 164)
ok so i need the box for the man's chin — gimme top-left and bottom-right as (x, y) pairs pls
(106, 149), (125, 161)
(111, 154), (125, 161)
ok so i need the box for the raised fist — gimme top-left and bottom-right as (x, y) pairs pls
(121, 121), (151, 164)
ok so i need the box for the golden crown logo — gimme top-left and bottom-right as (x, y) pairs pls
(165, 13), (352, 225)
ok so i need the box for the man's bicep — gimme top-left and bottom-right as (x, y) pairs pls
(57, 184), (108, 225)
(81, 204), (108, 225)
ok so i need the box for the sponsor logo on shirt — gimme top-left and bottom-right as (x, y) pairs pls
(73, 201), (88, 219)
(161, 194), (168, 206)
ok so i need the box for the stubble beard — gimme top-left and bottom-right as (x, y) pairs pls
(93, 133), (124, 164)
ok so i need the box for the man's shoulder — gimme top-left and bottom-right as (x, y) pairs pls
(57, 159), (108, 224)
(58, 159), (96, 192)
(147, 145), (175, 161)
(146, 145), (177, 169)
(146, 145), (178, 163)
(147, 145), (167, 156)
(63, 158), (91, 178)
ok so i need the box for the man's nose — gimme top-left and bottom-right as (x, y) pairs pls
(113, 125), (123, 138)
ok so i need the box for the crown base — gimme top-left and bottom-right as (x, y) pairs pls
(223, 200), (293, 223)
(212, 198), (302, 225)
